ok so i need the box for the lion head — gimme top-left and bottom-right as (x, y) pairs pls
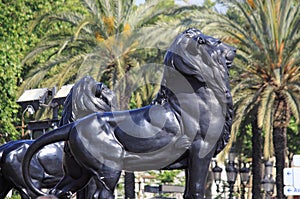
(59, 76), (116, 126)
(182, 27), (235, 69)
(162, 28), (235, 104)
(162, 28), (235, 155)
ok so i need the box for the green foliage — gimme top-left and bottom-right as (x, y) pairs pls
(157, 170), (182, 184)
(287, 117), (300, 155)
(205, 0), (300, 159)
(0, 0), (80, 142)
(4, 196), (20, 199)
(4, 190), (21, 199)
(146, 170), (184, 185)
(203, 0), (216, 8)
(203, 1), (299, 197)
(0, 0), (38, 141)
(235, 124), (253, 157)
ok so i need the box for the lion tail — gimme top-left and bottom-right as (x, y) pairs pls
(22, 123), (72, 196)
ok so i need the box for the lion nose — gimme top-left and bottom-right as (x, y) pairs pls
(226, 48), (236, 61)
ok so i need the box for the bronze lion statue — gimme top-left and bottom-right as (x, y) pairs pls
(22, 28), (235, 199)
(0, 76), (115, 199)
(0, 140), (63, 199)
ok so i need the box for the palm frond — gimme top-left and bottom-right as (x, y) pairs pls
(22, 44), (59, 65)
(257, 86), (275, 128)
(73, 19), (93, 40)
(262, 87), (275, 159)
(129, 0), (173, 29)
(81, 0), (99, 16)
(232, 87), (262, 135)
(285, 89), (300, 124)
(18, 70), (48, 97)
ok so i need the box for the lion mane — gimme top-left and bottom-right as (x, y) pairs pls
(59, 76), (116, 125)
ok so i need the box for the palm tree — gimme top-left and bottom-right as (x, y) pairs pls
(202, 0), (300, 198)
(21, 0), (173, 96)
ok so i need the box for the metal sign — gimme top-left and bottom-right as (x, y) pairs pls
(284, 186), (300, 196)
(144, 184), (185, 193)
(294, 155), (300, 167)
(295, 168), (300, 189)
(284, 155), (300, 196)
(284, 168), (294, 186)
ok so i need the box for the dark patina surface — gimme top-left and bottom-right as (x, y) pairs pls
(22, 28), (235, 199)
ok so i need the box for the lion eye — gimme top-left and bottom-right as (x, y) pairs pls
(216, 40), (222, 45)
(197, 36), (205, 44)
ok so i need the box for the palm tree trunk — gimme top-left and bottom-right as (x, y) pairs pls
(273, 99), (289, 199)
(251, 116), (262, 199)
(118, 92), (136, 199)
(273, 126), (286, 199)
(125, 172), (135, 199)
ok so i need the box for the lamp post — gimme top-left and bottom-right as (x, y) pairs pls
(212, 161), (223, 193)
(21, 105), (35, 138)
(264, 160), (273, 177)
(262, 175), (275, 199)
(226, 148), (238, 199)
(212, 148), (251, 199)
(262, 160), (275, 199)
(18, 88), (49, 138)
(228, 147), (237, 163)
(239, 162), (250, 199)
(226, 162), (238, 199)
(18, 86), (71, 139)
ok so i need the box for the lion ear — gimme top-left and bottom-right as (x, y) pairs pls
(186, 39), (198, 56)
